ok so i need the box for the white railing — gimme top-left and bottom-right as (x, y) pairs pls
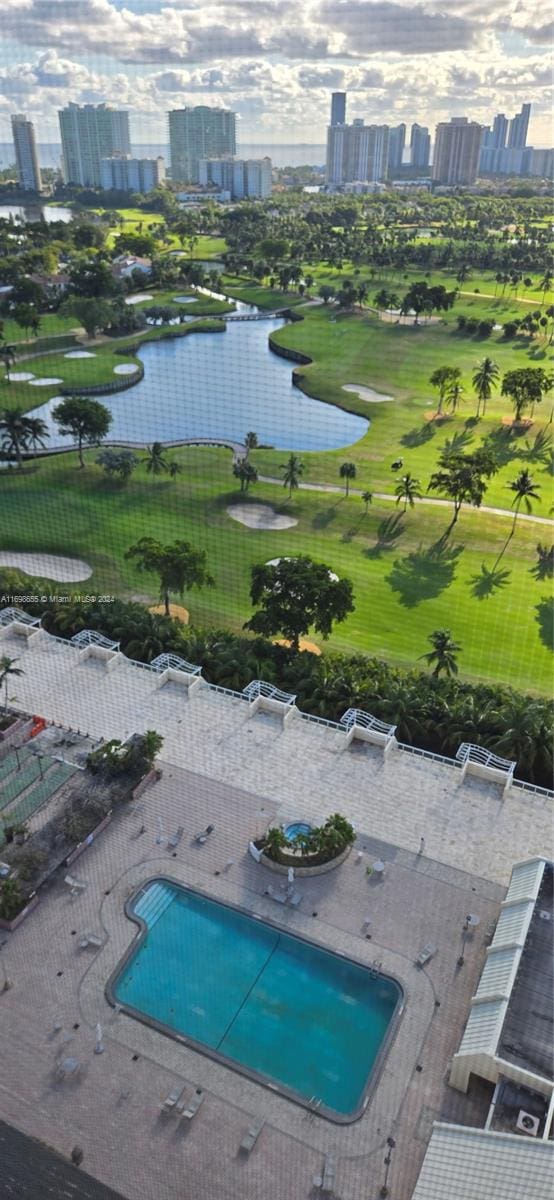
(340, 708), (396, 736)
(298, 711), (342, 731)
(71, 629), (120, 651)
(512, 779), (554, 799)
(206, 683), (248, 701)
(0, 607), (41, 627)
(150, 652), (202, 676)
(456, 742), (516, 776)
(397, 742), (464, 768)
(243, 680), (296, 705)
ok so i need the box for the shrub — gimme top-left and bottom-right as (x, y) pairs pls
(0, 878), (24, 920)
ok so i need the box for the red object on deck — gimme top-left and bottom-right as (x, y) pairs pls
(29, 717), (46, 738)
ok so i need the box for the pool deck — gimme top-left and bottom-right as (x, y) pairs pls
(0, 633), (551, 1199)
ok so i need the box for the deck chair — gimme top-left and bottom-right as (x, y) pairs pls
(180, 1091), (204, 1122)
(168, 826), (184, 848)
(162, 1083), (185, 1112)
(64, 874), (87, 896)
(321, 1155), (336, 1195)
(78, 932), (103, 950)
(287, 891), (302, 908)
(239, 1119), (264, 1156)
(194, 825), (214, 845)
(415, 943), (437, 968)
(265, 885), (287, 905)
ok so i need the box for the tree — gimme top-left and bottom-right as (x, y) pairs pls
(447, 380), (465, 414)
(508, 469), (541, 533)
(12, 303), (40, 339)
(472, 357), (499, 418)
(339, 461), (357, 496)
(421, 630), (462, 677)
(52, 396), (112, 468)
(318, 285), (335, 305)
(280, 453), (304, 498)
(0, 654), (24, 713)
(337, 279), (358, 309)
(395, 472), (422, 513)
(66, 297), (112, 339)
(142, 442), (169, 475)
(0, 408), (48, 469)
(361, 490), (373, 514)
(401, 280), (456, 324)
(244, 556), (354, 652)
(0, 343), (16, 383)
(68, 256), (118, 298)
(244, 431), (258, 458)
(501, 368), (553, 424)
(96, 448), (138, 482)
(125, 537), (214, 618)
(428, 447), (497, 536)
(430, 366), (461, 415)
(538, 270), (553, 301)
(233, 459), (258, 492)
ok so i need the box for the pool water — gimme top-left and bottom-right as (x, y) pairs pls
(109, 880), (402, 1121)
(284, 821), (313, 840)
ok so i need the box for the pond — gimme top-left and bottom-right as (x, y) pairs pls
(29, 313), (368, 452)
(0, 204), (74, 224)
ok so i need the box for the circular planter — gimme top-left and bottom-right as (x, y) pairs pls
(260, 843), (352, 876)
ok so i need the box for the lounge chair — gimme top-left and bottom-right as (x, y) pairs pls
(168, 826), (184, 848)
(162, 1083), (186, 1112)
(321, 1155), (336, 1195)
(78, 932), (103, 950)
(239, 1119), (264, 1156)
(265, 885), (287, 905)
(287, 891), (302, 908)
(194, 825), (214, 845)
(415, 943), (437, 968)
(55, 1056), (81, 1081)
(64, 874), (87, 896)
(180, 1091), (204, 1122)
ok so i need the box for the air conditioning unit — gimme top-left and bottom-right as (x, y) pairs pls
(516, 1110), (539, 1137)
(538, 910), (551, 921)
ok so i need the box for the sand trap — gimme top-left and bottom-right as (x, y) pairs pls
(29, 377), (63, 386)
(7, 372), (34, 382)
(266, 557), (338, 581)
(113, 363), (137, 375)
(174, 295), (196, 304)
(64, 350), (96, 359)
(227, 504), (298, 530)
(125, 293), (153, 305)
(343, 383), (393, 403)
(149, 603), (189, 624)
(0, 551), (92, 581)
(274, 638), (321, 655)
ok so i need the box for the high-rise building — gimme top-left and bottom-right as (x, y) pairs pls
(330, 92), (346, 126)
(326, 120), (389, 185)
(198, 157), (272, 199)
(168, 107), (236, 183)
(432, 117), (484, 185)
(507, 103), (531, 150)
(11, 114), (42, 192)
(410, 123), (431, 170)
(59, 103), (131, 187)
(491, 113), (508, 148)
(530, 148), (554, 180)
(100, 155), (165, 194)
(388, 123), (406, 173)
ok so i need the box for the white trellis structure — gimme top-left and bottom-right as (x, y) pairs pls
(71, 628), (121, 671)
(150, 652), (203, 692)
(456, 743), (516, 793)
(242, 680), (297, 725)
(340, 708), (397, 753)
(0, 606), (43, 644)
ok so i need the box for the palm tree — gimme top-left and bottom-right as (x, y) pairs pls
(125, 537), (214, 618)
(447, 381), (465, 414)
(361, 490), (373, 514)
(508, 469), (541, 534)
(23, 415), (49, 454)
(430, 366), (461, 415)
(264, 826), (288, 861)
(0, 343), (16, 383)
(0, 408), (29, 469)
(339, 461), (357, 496)
(280, 453), (304, 498)
(421, 630), (462, 677)
(142, 442), (169, 475)
(168, 460), (181, 478)
(244, 431), (258, 458)
(0, 655), (24, 714)
(233, 459), (258, 492)
(395, 472), (422, 513)
(538, 270), (553, 301)
(472, 357), (499, 418)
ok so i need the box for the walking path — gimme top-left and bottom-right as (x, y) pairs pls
(258, 475), (554, 525)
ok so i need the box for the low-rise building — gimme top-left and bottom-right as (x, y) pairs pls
(100, 155), (165, 193)
(198, 157), (272, 199)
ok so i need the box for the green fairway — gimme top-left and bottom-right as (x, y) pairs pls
(0, 447), (550, 695)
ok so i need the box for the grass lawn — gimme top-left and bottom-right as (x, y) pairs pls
(220, 275), (305, 310)
(124, 287), (233, 315)
(0, 446), (550, 695)
(3, 311), (81, 344)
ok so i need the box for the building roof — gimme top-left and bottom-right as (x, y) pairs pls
(412, 1123), (554, 1200)
(0, 1120), (129, 1200)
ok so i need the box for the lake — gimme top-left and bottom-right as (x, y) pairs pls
(29, 316), (368, 452)
(0, 204), (73, 224)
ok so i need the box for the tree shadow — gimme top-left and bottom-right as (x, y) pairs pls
(386, 540), (463, 607)
(464, 416), (481, 430)
(365, 512), (405, 558)
(312, 507), (338, 529)
(517, 429), (553, 467)
(442, 429), (475, 455)
(529, 544), (554, 581)
(401, 423), (436, 449)
(536, 596), (554, 650)
(481, 426), (519, 468)
(469, 563), (512, 599)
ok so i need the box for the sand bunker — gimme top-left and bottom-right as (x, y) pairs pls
(343, 383), (393, 403)
(266, 557), (338, 581)
(64, 350), (96, 359)
(149, 603), (189, 624)
(7, 372), (34, 382)
(29, 377), (63, 386)
(174, 295), (196, 303)
(125, 293), (153, 305)
(274, 638), (321, 655)
(227, 504), (298, 530)
(0, 551), (92, 581)
(113, 363), (138, 375)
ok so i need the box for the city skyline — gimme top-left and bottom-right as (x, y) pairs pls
(0, 0), (551, 148)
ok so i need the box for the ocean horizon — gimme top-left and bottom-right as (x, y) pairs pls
(0, 142), (326, 171)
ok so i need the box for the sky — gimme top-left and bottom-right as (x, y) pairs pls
(0, 0), (552, 147)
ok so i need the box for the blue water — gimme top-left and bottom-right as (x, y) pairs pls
(284, 821), (313, 840)
(112, 881), (401, 1118)
(29, 316), (368, 452)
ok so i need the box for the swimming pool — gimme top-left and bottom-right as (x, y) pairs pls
(108, 879), (403, 1122)
(283, 821), (313, 841)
